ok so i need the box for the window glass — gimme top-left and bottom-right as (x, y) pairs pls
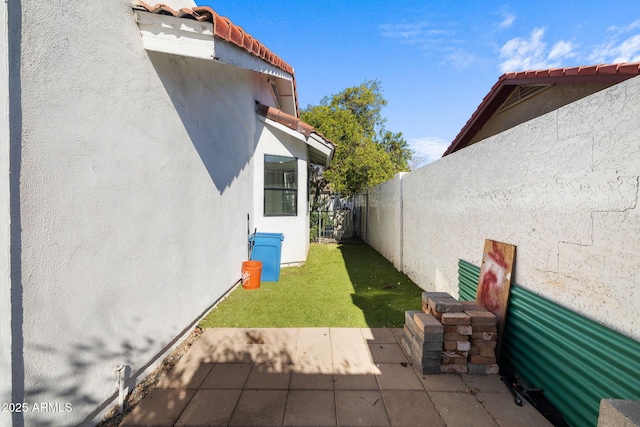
(264, 155), (297, 216)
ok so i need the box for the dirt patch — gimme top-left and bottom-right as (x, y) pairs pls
(97, 326), (203, 427)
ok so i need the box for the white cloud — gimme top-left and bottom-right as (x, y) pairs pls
(498, 12), (516, 29)
(589, 19), (640, 63)
(379, 20), (474, 69)
(499, 28), (576, 73)
(614, 34), (640, 62)
(379, 21), (431, 44)
(607, 19), (640, 34)
(548, 40), (576, 61)
(409, 137), (450, 167)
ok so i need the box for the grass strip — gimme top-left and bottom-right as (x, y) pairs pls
(199, 243), (423, 328)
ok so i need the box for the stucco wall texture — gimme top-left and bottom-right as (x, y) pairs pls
(13, 1), (271, 425)
(253, 123), (311, 265)
(365, 75), (640, 343)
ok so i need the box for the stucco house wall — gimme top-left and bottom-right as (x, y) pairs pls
(1, 1), (324, 425)
(364, 75), (640, 342)
(469, 82), (611, 145)
(253, 122), (311, 265)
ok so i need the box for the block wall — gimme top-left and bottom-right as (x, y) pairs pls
(363, 75), (640, 342)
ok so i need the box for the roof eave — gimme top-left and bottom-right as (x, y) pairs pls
(256, 102), (335, 167)
(443, 63), (640, 157)
(133, 10), (294, 82)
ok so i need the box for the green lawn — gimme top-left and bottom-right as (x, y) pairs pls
(199, 243), (423, 328)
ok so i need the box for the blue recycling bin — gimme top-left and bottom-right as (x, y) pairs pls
(249, 232), (284, 282)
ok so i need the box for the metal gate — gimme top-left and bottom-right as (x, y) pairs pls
(309, 209), (354, 243)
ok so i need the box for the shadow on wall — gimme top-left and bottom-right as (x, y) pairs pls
(147, 52), (258, 194)
(337, 243), (422, 327)
(8, 1), (24, 426)
(24, 325), (161, 427)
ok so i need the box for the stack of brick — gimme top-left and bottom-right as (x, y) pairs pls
(403, 293), (500, 375)
(440, 311), (471, 373)
(402, 310), (443, 374)
(463, 301), (499, 375)
(422, 292), (471, 374)
(421, 292), (463, 319)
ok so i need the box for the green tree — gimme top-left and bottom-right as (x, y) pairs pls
(302, 80), (412, 197)
(324, 80), (387, 139)
(379, 130), (412, 171)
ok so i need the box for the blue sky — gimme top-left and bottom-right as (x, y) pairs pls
(198, 1), (640, 166)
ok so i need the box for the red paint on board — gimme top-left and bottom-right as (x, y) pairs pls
(478, 268), (500, 312)
(489, 240), (508, 269)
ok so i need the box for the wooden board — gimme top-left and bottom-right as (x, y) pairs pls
(475, 239), (516, 357)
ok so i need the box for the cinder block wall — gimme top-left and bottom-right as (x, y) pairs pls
(363, 75), (640, 342)
(366, 172), (404, 270)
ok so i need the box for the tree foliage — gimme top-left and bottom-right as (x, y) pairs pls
(302, 80), (412, 198)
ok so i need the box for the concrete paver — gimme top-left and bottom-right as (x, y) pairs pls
(415, 369), (468, 392)
(381, 390), (445, 427)
(245, 363), (292, 389)
(124, 327), (554, 426)
(175, 389), (241, 426)
(368, 342), (408, 364)
(155, 361), (213, 390)
(284, 390), (336, 426)
(229, 389), (288, 426)
(429, 391), (500, 427)
(375, 363), (424, 390)
(478, 391), (553, 427)
(335, 390), (390, 427)
(121, 389), (195, 426)
(200, 363), (252, 389)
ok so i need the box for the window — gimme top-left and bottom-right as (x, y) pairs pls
(264, 155), (298, 216)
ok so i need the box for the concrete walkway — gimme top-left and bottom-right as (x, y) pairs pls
(121, 328), (552, 426)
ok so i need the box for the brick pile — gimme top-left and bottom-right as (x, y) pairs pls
(403, 293), (499, 375)
(440, 311), (471, 374)
(463, 301), (499, 375)
(401, 310), (443, 374)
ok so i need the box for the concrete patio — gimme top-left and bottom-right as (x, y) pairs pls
(121, 328), (553, 426)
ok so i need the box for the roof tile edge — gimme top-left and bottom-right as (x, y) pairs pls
(133, 2), (295, 76)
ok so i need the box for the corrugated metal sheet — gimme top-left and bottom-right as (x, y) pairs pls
(457, 259), (640, 427)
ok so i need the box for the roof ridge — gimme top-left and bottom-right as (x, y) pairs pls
(500, 62), (640, 81)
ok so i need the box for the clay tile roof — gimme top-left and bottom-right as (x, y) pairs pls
(133, 2), (295, 76)
(255, 101), (335, 146)
(442, 62), (640, 156)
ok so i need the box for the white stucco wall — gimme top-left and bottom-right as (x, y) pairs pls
(365, 75), (640, 342)
(366, 173), (404, 270)
(253, 122), (310, 266)
(13, 1), (287, 424)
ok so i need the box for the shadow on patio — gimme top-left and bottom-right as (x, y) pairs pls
(113, 327), (551, 427)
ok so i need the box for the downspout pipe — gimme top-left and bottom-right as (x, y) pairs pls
(113, 364), (126, 413)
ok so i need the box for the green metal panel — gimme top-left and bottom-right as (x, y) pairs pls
(458, 259), (479, 301)
(457, 259), (640, 427)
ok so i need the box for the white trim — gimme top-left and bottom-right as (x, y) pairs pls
(307, 134), (335, 167)
(135, 11), (214, 60)
(258, 115), (306, 142)
(258, 116), (334, 167)
(134, 11), (293, 81)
